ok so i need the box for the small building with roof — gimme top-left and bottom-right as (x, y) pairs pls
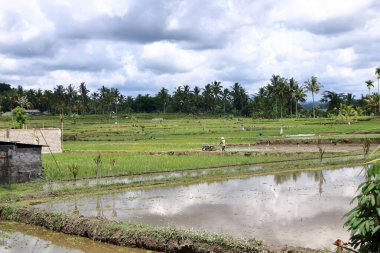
(0, 141), (44, 185)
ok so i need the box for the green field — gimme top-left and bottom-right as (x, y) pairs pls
(1, 114), (379, 253)
(1, 113), (378, 180)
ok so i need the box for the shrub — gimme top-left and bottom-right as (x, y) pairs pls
(12, 106), (27, 129)
(344, 164), (380, 252)
(1, 113), (11, 121)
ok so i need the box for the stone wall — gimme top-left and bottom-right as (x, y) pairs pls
(0, 145), (42, 185)
(0, 128), (62, 153)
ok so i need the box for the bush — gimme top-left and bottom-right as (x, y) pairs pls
(1, 113), (11, 121)
(344, 164), (380, 252)
(11, 106), (27, 129)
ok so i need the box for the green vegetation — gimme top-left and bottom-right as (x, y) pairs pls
(0, 113), (374, 180)
(1, 114), (380, 252)
(0, 67), (379, 117)
(344, 164), (380, 253)
(11, 106), (27, 129)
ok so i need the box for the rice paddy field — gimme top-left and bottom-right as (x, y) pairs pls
(1, 114), (380, 253)
(1, 113), (379, 180)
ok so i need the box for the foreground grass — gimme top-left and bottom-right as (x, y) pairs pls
(1, 204), (323, 253)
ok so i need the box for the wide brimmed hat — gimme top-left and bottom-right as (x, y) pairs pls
(221, 137), (225, 140)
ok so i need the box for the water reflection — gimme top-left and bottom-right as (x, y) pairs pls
(274, 170), (326, 195)
(37, 167), (365, 250)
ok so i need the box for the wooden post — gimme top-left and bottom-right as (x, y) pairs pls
(60, 114), (64, 151)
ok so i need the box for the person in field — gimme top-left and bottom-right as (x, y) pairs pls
(220, 137), (226, 151)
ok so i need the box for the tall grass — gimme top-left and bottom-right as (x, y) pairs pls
(42, 153), (319, 179)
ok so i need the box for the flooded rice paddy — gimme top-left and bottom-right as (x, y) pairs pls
(43, 170), (213, 191)
(0, 221), (157, 253)
(36, 166), (365, 250)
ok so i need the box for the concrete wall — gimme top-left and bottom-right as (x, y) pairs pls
(0, 146), (42, 184)
(0, 128), (62, 153)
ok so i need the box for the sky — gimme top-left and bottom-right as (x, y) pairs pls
(0, 0), (379, 99)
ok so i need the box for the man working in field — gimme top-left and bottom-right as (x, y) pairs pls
(219, 137), (226, 151)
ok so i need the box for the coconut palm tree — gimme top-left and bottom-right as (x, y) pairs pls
(210, 81), (222, 112)
(67, 84), (79, 113)
(291, 81), (306, 118)
(202, 84), (213, 112)
(230, 82), (248, 113)
(192, 86), (202, 112)
(365, 80), (374, 96)
(304, 76), (323, 118)
(222, 88), (230, 114)
(156, 87), (169, 113)
(376, 67), (380, 112)
(78, 82), (90, 114)
(364, 93), (380, 114)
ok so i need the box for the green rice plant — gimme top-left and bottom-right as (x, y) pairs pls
(67, 163), (79, 182)
(93, 154), (102, 184)
(318, 147), (325, 163)
(362, 138), (371, 160)
(109, 158), (116, 177)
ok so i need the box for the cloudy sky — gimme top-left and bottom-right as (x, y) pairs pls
(0, 0), (379, 98)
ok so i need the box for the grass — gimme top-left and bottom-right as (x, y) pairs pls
(43, 152), (326, 179)
(0, 114), (378, 252)
(0, 113), (378, 180)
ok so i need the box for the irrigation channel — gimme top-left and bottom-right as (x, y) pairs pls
(0, 221), (157, 252)
(35, 166), (365, 251)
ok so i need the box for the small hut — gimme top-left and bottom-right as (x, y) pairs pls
(0, 141), (43, 185)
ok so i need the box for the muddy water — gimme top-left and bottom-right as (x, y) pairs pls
(0, 221), (157, 253)
(37, 166), (365, 250)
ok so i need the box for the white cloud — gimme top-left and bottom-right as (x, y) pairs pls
(0, 0), (378, 98)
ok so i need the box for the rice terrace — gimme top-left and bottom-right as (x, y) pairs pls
(0, 112), (379, 253)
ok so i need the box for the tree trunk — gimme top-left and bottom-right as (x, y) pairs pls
(312, 92), (315, 118)
(378, 79), (380, 113)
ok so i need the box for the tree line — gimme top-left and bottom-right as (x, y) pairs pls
(1, 67), (379, 118)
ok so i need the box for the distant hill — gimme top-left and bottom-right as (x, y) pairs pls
(301, 102), (328, 109)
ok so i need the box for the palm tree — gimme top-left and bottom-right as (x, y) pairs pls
(78, 82), (90, 114)
(156, 87), (169, 113)
(182, 85), (193, 112)
(230, 82), (248, 113)
(289, 78), (306, 118)
(210, 81), (222, 112)
(66, 84), (77, 114)
(364, 93), (380, 114)
(375, 67), (380, 112)
(192, 86), (202, 112)
(289, 78), (298, 116)
(90, 91), (100, 114)
(53, 85), (66, 114)
(276, 78), (289, 118)
(365, 80), (374, 96)
(222, 88), (230, 114)
(202, 83), (213, 112)
(304, 76), (323, 118)
(172, 86), (184, 112)
(321, 91), (345, 115)
(268, 75), (288, 118)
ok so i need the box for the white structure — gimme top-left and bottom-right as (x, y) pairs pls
(0, 128), (62, 153)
